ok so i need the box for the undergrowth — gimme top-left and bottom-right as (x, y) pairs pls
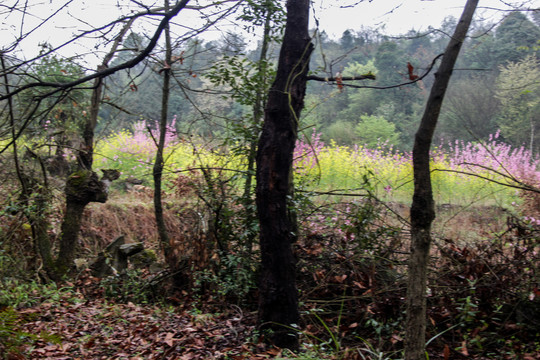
(290, 194), (539, 359)
(0, 280), (80, 309)
(0, 281), (75, 359)
(0, 161), (539, 358)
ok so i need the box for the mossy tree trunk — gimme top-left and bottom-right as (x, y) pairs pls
(26, 174), (55, 276)
(56, 170), (110, 274)
(22, 170), (56, 277)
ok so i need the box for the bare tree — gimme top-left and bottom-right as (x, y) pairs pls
(154, 0), (173, 251)
(405, 1), (478, 358)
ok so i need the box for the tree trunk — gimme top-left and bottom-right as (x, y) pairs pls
(21, 168), (55, 277)
(154, 0), (174, 273)
(529, 115), (534, 155)
(2, 55), (57, 278)
(405, 1), (478, 359)
(56, 170), (109, 273)
(56, 22), (132, 275)
(256, 0), (313, 350)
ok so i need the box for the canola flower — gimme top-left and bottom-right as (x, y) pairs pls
(95, 122), (538, 208)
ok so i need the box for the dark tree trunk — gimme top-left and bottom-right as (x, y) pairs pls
(57, 62), (108, 275)
(405, 1), (478, 359)
(57, 202), (88, 273)
(256, 0), (313, 350)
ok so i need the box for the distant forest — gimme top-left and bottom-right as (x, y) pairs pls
(80, 11), (540, 153)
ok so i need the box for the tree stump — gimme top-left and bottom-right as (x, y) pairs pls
(90, 235), (144, 277)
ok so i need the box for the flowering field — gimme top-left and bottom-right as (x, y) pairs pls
(295, 130), (540, 208)
(95, 123), (540, 209)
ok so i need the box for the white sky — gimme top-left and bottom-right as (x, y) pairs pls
(313, 0), (530, 38)
(0, 0), (535, 64)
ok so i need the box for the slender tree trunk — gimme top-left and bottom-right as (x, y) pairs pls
(23, 154), (55, 277)
(2, 54), (56, 277)
(79, 68), (104, 170)
(2, 55), (25, 195)
(154, 0), (172, 265)
(405, 1), (478, 359)
(256, 0), (313, 350)
(32, 187), (54, 274)
(243, 6), (272, 255)
(529, 115), (534, 155)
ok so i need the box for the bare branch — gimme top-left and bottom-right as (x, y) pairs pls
(308, 53), (444, 90)
(306, 73), (376, 82)
(0, 0), (191, 101)
(433, 167), (540, 194)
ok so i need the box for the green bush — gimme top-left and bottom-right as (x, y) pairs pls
(100, 269), (160, 304)
(0, 306), (37, 359)
(0, 280), (79, 309)
(355, 114), (400, 149)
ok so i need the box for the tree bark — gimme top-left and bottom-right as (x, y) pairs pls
(405, 1), (478, 359)
(56, 170), (109, 273)
(154, 0), (173, 270)
(256, 0), (313, 350)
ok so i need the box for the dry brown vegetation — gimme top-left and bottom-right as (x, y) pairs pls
(1, 169), (539, 359)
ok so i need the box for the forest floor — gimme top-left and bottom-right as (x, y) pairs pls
(3, 192), (540, 359)
(11, 283), (272, 359)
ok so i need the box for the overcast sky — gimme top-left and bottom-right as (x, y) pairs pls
(0, 0), (533, 64)
(314, 0), (527, 38)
